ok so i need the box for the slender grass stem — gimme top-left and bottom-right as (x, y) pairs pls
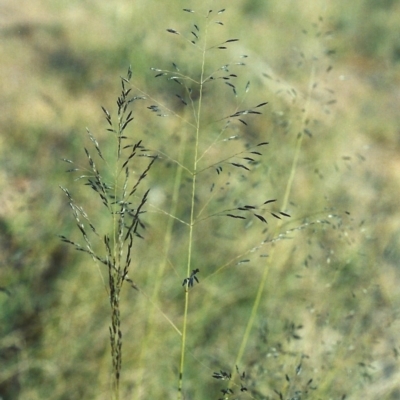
(177, 14), (209, 399)
(232, 62), (316, 376)
(110, 115), (122, 400)
(136, 122), (188, 399)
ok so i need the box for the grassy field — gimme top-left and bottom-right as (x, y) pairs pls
(1, 0), (400, 399)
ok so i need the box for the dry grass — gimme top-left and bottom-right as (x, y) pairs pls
(1, 0), (400, 399)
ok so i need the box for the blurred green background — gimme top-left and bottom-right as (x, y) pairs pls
(1, 0), (400, 399)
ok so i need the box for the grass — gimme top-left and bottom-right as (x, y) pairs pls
(1, 1), (400, 399)
(59, 7), (297, 397)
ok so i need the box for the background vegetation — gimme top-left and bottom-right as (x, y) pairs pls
(1, 0), (400, 399)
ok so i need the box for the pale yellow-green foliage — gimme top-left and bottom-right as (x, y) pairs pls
(1, 0), (400, 399)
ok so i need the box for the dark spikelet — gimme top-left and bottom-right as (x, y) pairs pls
(264, 199), (277, 205)
(296, 363), (302, 375)
(127, 65), (132, 80)
(58, 235), (77, 245)
(270, 212), (282, 220)
(124, 189), (150, 241)
(128, 156), (157, 197)
(225, 81), (236, 95)
(274, 390), (284, 400)
(254, 214), (267, 223)
(167, 28), (180, 35)
(226, 214), (246, 220)
(230, 162), (250, 171)
(121, 116), (133, 131)
(176, 94), (187, 105)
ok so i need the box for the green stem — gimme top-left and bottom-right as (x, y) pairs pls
(177, 15), (209, 399)
(233, 63), (316, 374)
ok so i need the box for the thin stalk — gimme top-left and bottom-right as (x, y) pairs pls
(177, 17), (209, 400)
(110, 98), (131, 400)
(136, 121), (188, 399)
(232, 63), (316, 373)
(111, 132), (121, 400)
